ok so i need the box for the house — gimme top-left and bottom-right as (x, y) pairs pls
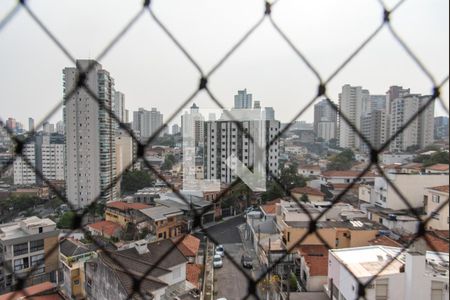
(425, 164), (449, 174)
(295, 245), (328, 292)
(60, 238), (96, 299)
(0, 217), (59, 293)
(298, 165), (321, 177)
(138, 205), (185, 240)
(365, 206), (420, 235)
(84, 239), (194, 300)
(291, 187), (325, 203)
(400, 162), (423, 174)
(371, 173), (449, 210)
(326, 245), (449, 300)
(320, 171), (378, 185)
(105, 201), (150, 227)
(424, 185), (449, 230)
(172, 234), (201, 264)
(86, 220), (122, 240)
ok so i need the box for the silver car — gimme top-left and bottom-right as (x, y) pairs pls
(213, 254), (223, 268)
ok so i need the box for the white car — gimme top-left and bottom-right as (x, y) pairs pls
(215, 245), (225, 257)
(217, 298), (228, 300)
(213, 255), (223, 268)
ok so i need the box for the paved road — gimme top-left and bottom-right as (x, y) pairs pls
(207, 217), (258, 300)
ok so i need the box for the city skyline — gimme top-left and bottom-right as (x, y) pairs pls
(0, 0), (448, 127)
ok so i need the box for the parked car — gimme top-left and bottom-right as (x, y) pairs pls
(213, 254), (223, 268)
(241, 254), (253, 269)
(215, 244), (224, 257)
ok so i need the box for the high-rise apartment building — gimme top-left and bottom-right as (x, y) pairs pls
(369, 95), (387, 112)
(181, 103), (205, 147)
(63, 60), (117, 208)
(338, 85), (370, 149)
(0, 217), (60, 293)
(360, 110), (388, 153)
(13, 142), (36, 186)
(386, 86), (410, 113)
(113, 91), (125, 123)
(264, 107), (275, 121)
(389, 94), (435, 152)
(234, 89), (253, 109)
(132, 107), (164, 142)
(204, 112), (280, 184)
(35, 133), (65, 184)
(56, 120), (65, 135)
(171, 124), (180, 135)
(434, 116), (449, 140)
(314, 99), (337, 141)
(28, 118), (35, 132)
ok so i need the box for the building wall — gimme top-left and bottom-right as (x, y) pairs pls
(372, 174), (449, 209)
(13, 143), (36, 185)
(425, 189), (449, 230)
(291, 192), (324, 203)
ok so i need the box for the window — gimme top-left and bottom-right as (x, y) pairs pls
(432, 194), (440, 203)
(13, 242), (28, 256)
(73, 279), (80, 285)
(14, 257), (29, 271)
(375, 279), (388, 300)
(431, 281), (444, 300)
(30, 240), (44, 253)
(31, 254), (44, 267)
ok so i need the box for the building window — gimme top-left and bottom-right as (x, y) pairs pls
(31, 254), (44, 267)
(431, 194), (440, 203)
(30, 240), (44, 253)
(14, 257), (29, 271)
(375, 279), (388, 300)
(13, 242), (28, 256)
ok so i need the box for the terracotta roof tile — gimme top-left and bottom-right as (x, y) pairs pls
(107, 201), (150, 211)
(0, 282), (60, 300)
(291, 186), (325, 197)
(322, 170), (378, 178)
(426, 164), (449, 171)
(428, 185), (449, 193)
(186, 264), (202, 288)
(297, 245), (329, 276)
(87, 220), (122, 237)
(172, 234), (201, 257)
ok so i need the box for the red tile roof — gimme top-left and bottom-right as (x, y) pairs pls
(428, 185), (449, 193)
(0, 282), (62, 300)
(87, 220), (122, 237)
(261, 198), (281, 215)
(297, 245), (329, 276)
(322, 170), (378, 178)
(107, 201), (150, 211)
(401, 231), (449, 253)
(186, 264), (202, 288)
(172, 234), (201, 257)
(426, 164), (449, 171)
(291, 187), (325, 197)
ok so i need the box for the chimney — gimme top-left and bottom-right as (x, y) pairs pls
(134, 240), (150, 255)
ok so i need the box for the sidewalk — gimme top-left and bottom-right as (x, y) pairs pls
(238, 223), (264, 294)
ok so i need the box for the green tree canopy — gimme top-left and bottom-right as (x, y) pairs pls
(57, 211), (77, 229)
(414, 151), (449, 167)
(121, 170), (155, 195)
(327, 149), (355, 171)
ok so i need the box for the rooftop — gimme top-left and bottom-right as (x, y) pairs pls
(140, 205), (184, 221)
(297, 245), (329, 276)
(261, 198), (281, 215)
(87, 220), (122, 237)
(291, 186), (325, 197)
(0, 282), (62, 300)
(60, 238), (95, 257)
(186, 264), (202, 288)
(172, 234), (201, 257)
(425, 164), (449, 171)
(427, 185), (449, 194)
(369, 236), (403, 248)
(285, 219), (385, 231)
(330, 246), (449, 279)
(0, 216), (56, 241)
(106, 201), (150, 211)
(321, 170), (378, 178)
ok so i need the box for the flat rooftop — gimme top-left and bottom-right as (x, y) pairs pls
(0, 216), (56, 241)
(330, 246), (449, 279)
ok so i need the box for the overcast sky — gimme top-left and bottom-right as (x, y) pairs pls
(0, 0), (448, 128)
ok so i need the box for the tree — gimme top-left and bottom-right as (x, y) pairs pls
(262, 165), (306, 202)
(57, 211), (77, 229)
(161, 154), (176, 170)
(121, 170), (154, 195)
(327, 149), (355, 170)
(261, 181), (285, 203)
(414, 151), (449, 167)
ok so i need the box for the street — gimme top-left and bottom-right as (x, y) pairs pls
(205, 216), (259, 300)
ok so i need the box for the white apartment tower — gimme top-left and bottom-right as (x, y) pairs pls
(63, 60), (117, 208)
(35, 134), (65, 184)
(113, 91), (126, 123)
(204, 115), (280, 184)
(314, 99), (337, 141)
(13, 142), (36, 185)
(338, 85), (370, 149)
(132, 107), (164, 142)
(389, 94), (435, 152)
